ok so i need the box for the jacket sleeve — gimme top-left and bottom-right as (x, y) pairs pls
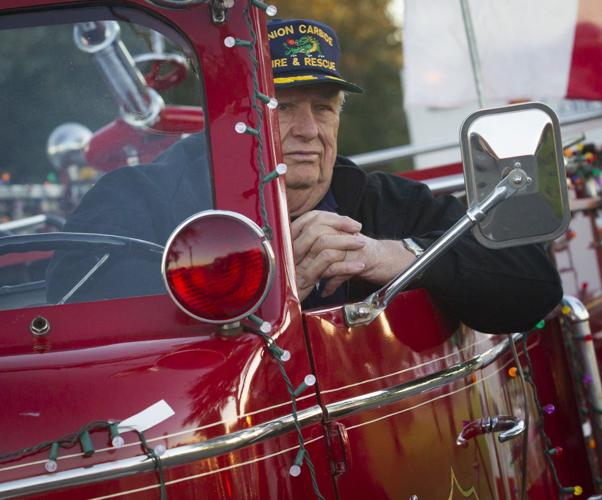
(359, 172), (563, 334)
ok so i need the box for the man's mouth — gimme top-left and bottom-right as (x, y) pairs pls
(284, 151), (320, 161)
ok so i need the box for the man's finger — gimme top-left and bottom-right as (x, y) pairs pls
(291, 210), (362, 240)
(296, 246), (351, 295)
(322, 260), (365, 280)
(293, 217), (363, 264)
(290, 210), (320, 239)
(320, 261), (365, 297)
(321, 276), (350, 297)
(295, 232), (364, 265)
(306, 234), (365, 259)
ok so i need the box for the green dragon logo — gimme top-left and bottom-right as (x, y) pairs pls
(284, 36), (322, 57)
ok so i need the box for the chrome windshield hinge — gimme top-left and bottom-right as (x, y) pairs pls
(211, 0), (235, 24)
(147, 0), (235, 23)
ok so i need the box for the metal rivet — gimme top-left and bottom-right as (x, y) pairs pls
(357, 306), (371, 318)
(30, 316), (50, 336)
(510, 173), (523, 184)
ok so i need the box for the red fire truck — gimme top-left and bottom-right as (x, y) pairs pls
(0, 1), (600, 498)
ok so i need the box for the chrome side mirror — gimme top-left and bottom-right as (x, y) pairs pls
(461, 102), (570, 248)
(344, 102), (570, 326)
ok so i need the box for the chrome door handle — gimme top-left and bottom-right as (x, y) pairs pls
(456, 416), (525, 446)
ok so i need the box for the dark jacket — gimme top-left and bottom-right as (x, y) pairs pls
(47, 136), (562, 333)
(331, 156), (562, 333)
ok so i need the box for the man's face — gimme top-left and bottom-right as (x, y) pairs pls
(275, 84), (343, 217)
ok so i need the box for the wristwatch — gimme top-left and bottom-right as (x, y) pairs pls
(402, 238), (425, 258)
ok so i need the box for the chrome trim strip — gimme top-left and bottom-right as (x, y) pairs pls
(0, 214), (65, 234)
(423, 174), (465, 195)
(561, 295), (602, 447)
(349, 140), (459, 168)
(327, 333), (519, 420)
(0, 214), (47, 233)
(0, 406), (323, 499)
(0, 334), (519, 498)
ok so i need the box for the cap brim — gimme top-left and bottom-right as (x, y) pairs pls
(273, 74), (363, 94)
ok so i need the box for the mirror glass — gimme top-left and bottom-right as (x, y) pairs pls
(461, 102), (570, 248)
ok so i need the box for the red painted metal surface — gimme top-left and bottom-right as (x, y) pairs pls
(524, 319), (595, 494)
(399, 162), (462, 181)
(0, 2), (327, 498)
(303, 292), (593, 498)
(1, 296), (337, 498)
(0, 251), (52, 268)
(0, 0), (598, 498)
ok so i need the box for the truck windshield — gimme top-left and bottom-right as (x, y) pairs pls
(0, 8), (213, 311)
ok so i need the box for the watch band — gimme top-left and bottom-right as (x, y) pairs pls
(402, 238), (425, 258)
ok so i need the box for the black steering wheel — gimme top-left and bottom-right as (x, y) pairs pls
(0, 232), (163, 256)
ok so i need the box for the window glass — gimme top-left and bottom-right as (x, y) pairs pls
(0, 9), (213, 310)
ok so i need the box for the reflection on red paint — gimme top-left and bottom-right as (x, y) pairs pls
(167, 249), (266, 320)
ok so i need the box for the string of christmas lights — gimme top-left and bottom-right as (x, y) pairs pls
(518, 321), (585, 498)
(559, 308), (602, 489)
(0, 420), (167, 497)
(3, 3), (316, 498)
(225, 0), (282, 241)
(135, 428), (168, 500)
(0, 420), (116, 467)
(245, 323), (324, 499)
(235, 2), (324, 496)
(564, 143), (602, 199)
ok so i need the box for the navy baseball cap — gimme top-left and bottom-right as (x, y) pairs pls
(267, 19), (363, 93)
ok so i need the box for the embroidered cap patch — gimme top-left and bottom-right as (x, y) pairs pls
(268, 19), (363, 93)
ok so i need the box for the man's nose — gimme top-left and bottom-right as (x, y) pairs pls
(291, 105), (319, 140)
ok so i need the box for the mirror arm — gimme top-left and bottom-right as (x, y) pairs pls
(344, 168), (529, 326)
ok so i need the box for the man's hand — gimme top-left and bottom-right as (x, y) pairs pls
(291, 211), (417, 302)
(291, 211), (365, 301)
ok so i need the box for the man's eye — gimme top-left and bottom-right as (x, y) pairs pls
(277, 103), (290, 111)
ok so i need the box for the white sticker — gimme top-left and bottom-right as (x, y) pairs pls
(582, 420), (592, 437)
(118, 400), (175, 433)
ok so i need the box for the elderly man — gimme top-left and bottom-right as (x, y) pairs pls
(48, 18), (562, 334)
(267, 18), (562, 331)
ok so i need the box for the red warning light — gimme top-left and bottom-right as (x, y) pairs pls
(162, 211), (274, 323)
